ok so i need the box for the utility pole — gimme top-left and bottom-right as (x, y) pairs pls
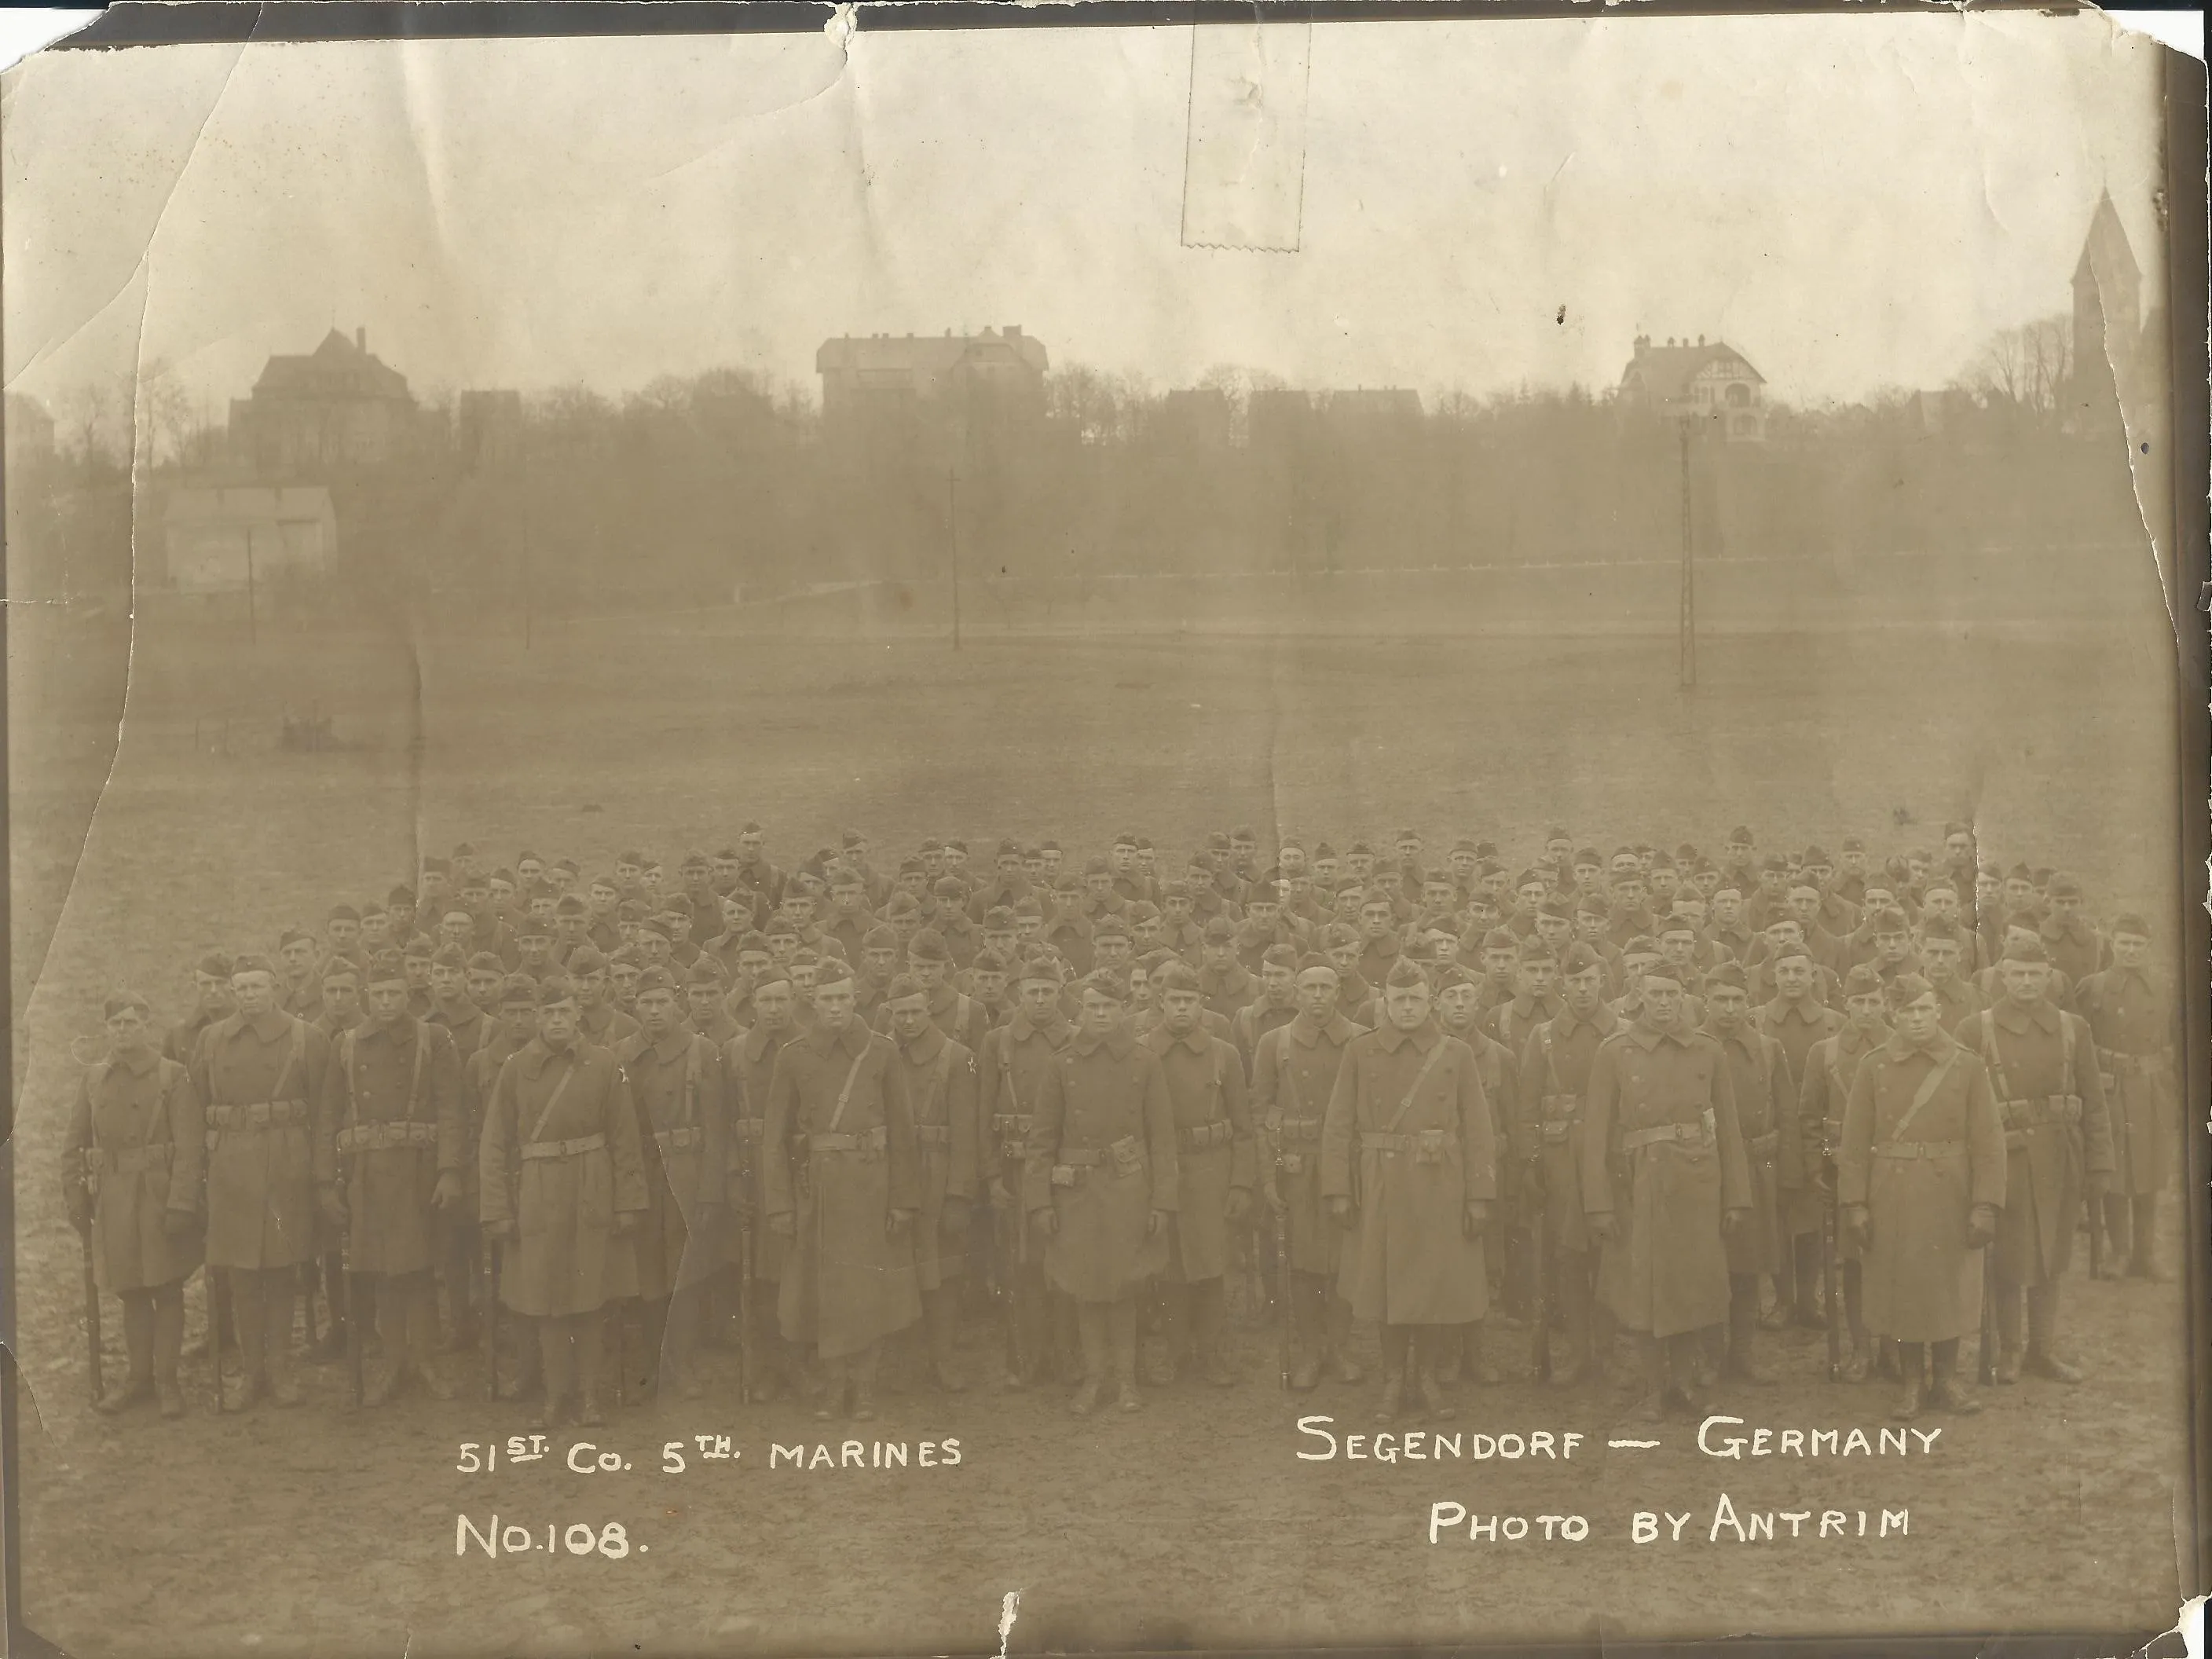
(244, 531), (258, 647)
(1677, 415), (1696, 690)
(947, 467), (962, 652)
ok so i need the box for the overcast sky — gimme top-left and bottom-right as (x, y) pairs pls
(1, 10), (2169, 419)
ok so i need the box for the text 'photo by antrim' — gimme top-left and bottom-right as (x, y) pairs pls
(2, 7), (2202, 1657)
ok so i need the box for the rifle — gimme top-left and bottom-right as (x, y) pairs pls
(485, 1236), (501, 1401)
(344, 1233), (365, 1408)
(613, 1301), (626, 1410)
(1529, 1194), (1551, 1383)
(205, 1269), (226, 1414)
(736, 1214), (755, 1405)
(1001, 1203), (1027, 1387)
(80, 1230), (104, 1405)
(1820, 1162), (1842, 1384)
(1273, 1205), (1291, 1389)
(2088, 1196), (2105, 1281)
(1976, 1245), (1997, 1386)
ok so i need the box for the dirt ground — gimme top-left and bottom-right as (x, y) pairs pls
(7, 602), (2196, 1654)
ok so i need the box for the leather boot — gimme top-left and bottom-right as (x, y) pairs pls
(1890, 1346), (1924, 1420)
(1373, 1368), (1404, 1424)
(1069, 1378), (1101, 1416)
(156, 1380), (186, 1419)
(95, 1376), (155, 1415)
(1994, 1346), (2023, 1385)
(1195, 1284), (1235, 1387)
(414, 1361), (457, 1402)
(1927, 1342), (1983, 1415)
(266, 1350), (303, 1408)
(1415, 1361), (1454, 1420)
(225, 1368), (266, 1413)
(1726, 1297), (1775, 1385)
(1111, 1299), (1143, 1412)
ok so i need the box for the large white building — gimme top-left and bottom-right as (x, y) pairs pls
(1618, 335), (1767, 441)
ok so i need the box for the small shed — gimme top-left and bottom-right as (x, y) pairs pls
(161, 485), (335, 593)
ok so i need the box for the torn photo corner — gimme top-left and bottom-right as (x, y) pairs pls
(2, 5), (2204, 1656)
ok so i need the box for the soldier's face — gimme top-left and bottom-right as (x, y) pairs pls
(1712, 892), (1741, 924)
(420, 871), (449, 902)
(1375, 871), (1401, 897)
(1342, 853), (1371, 882)
(591, 885), (617, 916)
(1708, 985), (1749, 1026)
(1021, 980), (1061, 1019)
(501, 1002), (539, 1039)
(1575, 914), (1605, 943)
(1535, 916), (1571, 949)
(888, 998), (931, 1042)
(1650, 871), (1679, 902)
(321, 980), (360, 1019)
(280, 939), (316, 976)
(2001, 962), (2050, 1005)
(1327, 943), (1361, 976)
(1163, 897), (1192, 922)
(2052, 892), (2083, 918)
(529, 897), (557, 924)
(1024, 855), (1046, 882)
(1945, 834), (1975, 868)
(1759, 870), (1785, 896)
(637, 987), (679, 1033)
(573, 966), (607, 1005)
(1086, 873), (1112, 899)
(1661, 934), (1694, 969)
(1894, 992), (1943, 1043)
(1787, 889), (1821, 926)
(768, 934), (798, 963)
(640, 936), (670, 966)
(1562, 966), (1604, 1015)
(998, 854), (1022, 880)
(943, 848), (969, 873)
(540, 1000), (580, 1046)
(1694, 870), (1720, 898)
(2112, 932), (2150, 969)
(1015, 917), (1042, 941)
(715, 858), (741, 886)
(1921, 888), (1957, 922)
(1383, 981), (1431, 1030)
(1774, 957), (1813, 1000)
(1842, 850), (1870, 877)
(1525, 961), (1559, 998)
(361, 915), (391, 947)
(105, 1005), (151, 1051)
(813, 981), (854, 1027)
(1162, 987), (1203, 1033)
(468, 969), (504, 1005)
(194, 971), (235, 1013)
(613, 966), (642, 1002)
(1621, 956), (1658, 991)
(1613, 879), (1646, 911)
(1280, 848), (1307, 877)
(1437, 984), (1478, 1027)
(913, 959), (946, 989)
(739, 835), (764, 862)
(1314, 858), (1339, 886)
(738, 950), (773, 983)
(556, 916), (588, 945)
(461, 883), (492, 914)
(1335, 891), (1364, 920)
(430, 964), (464, 1002)
(753, 982), (793, 1028)
(688, 987), (722, 1025)
(1804, 864), (1833, 892)
(367, 980), (409, 1024)
(1261, 963), (1296, 1002)
(1361, 906), (1393, 940)
(1845, 992), (1885, 1028)
(1248, 899), (1280, 928)
(1976, 873), (2001, 906)
(792, 966), (818, 996)
(865, 947), (898, 977)
(1921, 939), (1961, 979)
(441, 917), (472, 949)
(1295, 975), (1340, 1021)
(1041, 849), (1063, 877)
(520, 936), (552, 964)
(1875, 930), (1910, 965)
(518, 859), (544, 885)
(1642, 980), (1682, 1024)
(1133, 918), (1162, 944)
(2003, 878), (2034, 910)
(328, 919), (361, 954)
(1096, 939), (1130, 971)
(1426, 934), (1459, 965)
(1482, 949), (1514, 978)
(1573, 861), (1601, 888)
(489, 879), (515, 910)
(974, 970), (1008, 1003)
(1080, 989), (1121, 1036)
(232, 969), (277, 1016)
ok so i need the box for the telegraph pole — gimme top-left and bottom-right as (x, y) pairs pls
(947, 468), (962, 652)
(1677, 415), (1696, 690)
(244, 533), (259, 647)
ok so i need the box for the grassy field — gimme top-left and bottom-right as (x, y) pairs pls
(6, 585), (2194, 1652)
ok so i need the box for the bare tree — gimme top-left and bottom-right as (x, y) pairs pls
(1958, 312), (2072, 415)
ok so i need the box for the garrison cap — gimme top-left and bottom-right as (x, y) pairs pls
(500, 973), (540, 1005)
(491, 867), (518, 888)
(1126, 901), (1161, 924)
(908, 928), (950, 964)
(1159, 881), (1191, 902)
(1384, 958), (1430, 991)
(1347, 840), (1374, 858)
(1296, 954), (1337, 979)
(609, 946), (643, 969)
(515, 916), (552, 941)
(1703, 961), (1749, 992)
(2111, 911), (2151, 937)
(634, 966), (676, 995)
(1560, 943), (1603, 975)
(1084, 855), (1111, 876)
(430, 943), (467, 970)
(513, 946), (561, 973)
(687, 960), (726, 987)
(1314, 841), (1339, 859)
(735, 932), (772, 955)
(983, 908), (1018, 931)
(388, 885), (417, 906)
(231, 952), (278, 979)
(1261, 943), (1301, 971)
(1202, 917), (1236, 943)
(196, 950), (236, 979)
(2047, 871), (2083, 898)
(1621, 936), (1661, 960)
(364, 951), (405, 986)
(1646, 851), (1676, 871)
(971, 948), (1013, 976)
(2005, 906), (2046, 932)
(884, 972), (927, 1005)
(1474, 841), (1500, 860)
(898, 857), (926, 876)
(1916, 917), (1962, 943)
(1093, 916), (1133, 943)
(1017, 954), (1064, 986)
(1841, 963), (1887, 998)
(932, 877), (966, 899)
(1760, 853), (1789, 873)
(1320, 923), (1360, 949)
(1537, 899), (1574, 921)
(862, 925), (898, 950)
(1883, 972), (1935, 1011)
(328, 903), (361, 924)
(554, 893), (588, 916)
(1431, 963), (1479, 992)
(104, 991), (153, 1020)
(277, 928), (312, 950)
(883, 892), (921, 918)
(536, 976), (578, 1007)
(1080, 968), (1129, 1003)
(1155, 960), (1203, 994)
(1802, 845), (1832, 866)
(1869, 906), (1910, 933)
(1481, 928), (1518, 952)
(2000, 936), (2051, 965)
(1728, 826), (1755, 844)
(1011, 895), (1045, 918)
(2005, 862), (2035, 882)
(1841, 837), (1866, 852)
(320, 958), (362, 984)
(1518, 941), (1558, 965)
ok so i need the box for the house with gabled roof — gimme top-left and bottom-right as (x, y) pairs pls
(1619, 334), (1767, 441)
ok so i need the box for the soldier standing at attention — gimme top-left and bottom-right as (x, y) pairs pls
(1140, 961), (1256, 1386)
(723, 966), (800, 1401)
(1959, 936), (2112, 1382)
(64, 992), (204, 1417)
(192, 953), (334, 1410)
(317, 953), (467, 1404)
(1699, 961), (1796, 1385)
(1756, 939), (1841, 1330)
(1838, 974), (2004, 1419)
(1513, 943), (1619, 1386)
(1024, 969), (1178, 1415)
(980, 959), (1079, 1390)
(1320, 958), (1497, 1424)
(2071, 913), (2178, 1280)
(762, 964), (921, 1423)
(1796, 962), (1892, 1376)
(1582, 965), (1751, 1422)
(611, 966), (727, 1402)
(1255, 958), (1367, 1389)
(478, 977), (648, 1430)
(884, 976), (980, 1391)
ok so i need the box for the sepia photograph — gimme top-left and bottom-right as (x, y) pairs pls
(2, 5), (2204, 1654)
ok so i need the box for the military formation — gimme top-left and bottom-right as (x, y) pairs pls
(63, 823), (2179, 1429)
